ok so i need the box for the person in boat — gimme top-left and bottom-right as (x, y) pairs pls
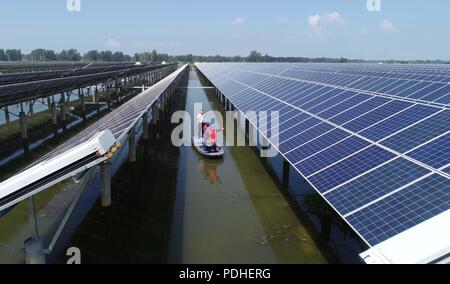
(196, 110), (209, 138)
(203, 124), (217, 153)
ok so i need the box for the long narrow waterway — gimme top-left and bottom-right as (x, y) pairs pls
(60, 68), (329, 263)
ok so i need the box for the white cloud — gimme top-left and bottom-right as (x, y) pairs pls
(232, 17), (244, 25)
(105, 38), (121, 49)
(380, 19), (399, 32)
(322, 12), (344, 24)
(307, 12), (344, 38)
(308, 14), (321, 30)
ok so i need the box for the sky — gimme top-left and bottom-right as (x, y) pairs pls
(0, 0), (449, 60)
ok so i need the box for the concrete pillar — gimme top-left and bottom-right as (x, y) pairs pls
(161, 95), (166, 112)
(3, 106), (10, 123)
(29, 101), (34, 116)
(283, 159), (290, 188)
(152, 105), (158, 125)
(129, 126), (136, 162)
(24, 238), (45, 264)
(100, 163), (111, 207)
(47, 97), (52, 109)
(143, 111), (149, 140)
(51, 103), (58, 126)
(106, 85), (111, 111)
(80, 90), (86, 122)
(95, 89), (100, 115)
(20, 111), (28, 141)
(25, 197), (45, 264)
(20, 110), (29, 154)
(60, 93), (66, 131)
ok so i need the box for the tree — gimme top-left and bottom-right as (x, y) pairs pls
(112, 51), (125, 62)
(84, 50), (99, 61)
(150, 50), (158, 62)
(99, 50), (113, 61)
(59, 49), (82, 61)
(6, 49), (22, 61)
(0, 49), (7, 61)
(247, 50), (263, 62)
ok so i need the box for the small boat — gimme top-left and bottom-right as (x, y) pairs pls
(192, 136), (224, 158)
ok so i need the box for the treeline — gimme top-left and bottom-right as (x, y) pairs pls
(1, 48), (448, 64)
(0, 48), (133, 62)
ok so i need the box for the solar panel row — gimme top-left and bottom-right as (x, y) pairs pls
(23, 65), (187, 170)
(195, 62), (450, 247)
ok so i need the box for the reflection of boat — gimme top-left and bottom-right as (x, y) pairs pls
(192, 136), (224, 158)
(197, 155), (223, 184)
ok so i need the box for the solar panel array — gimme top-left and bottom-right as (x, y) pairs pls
(195, 62), (450, 247)
(0, 63), (177, 107)
(23, 64), (187, 170)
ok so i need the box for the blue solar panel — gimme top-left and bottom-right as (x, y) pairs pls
(280, 122), (334, 153)
(382, 110), (450, 153)
(346, 174), (450, 245)
(407, 133), (450, 169)
(342, 100), (412, 132)
(435, 94), (450, 105)
(317, 93), (372, 119)
(325, 158), (431, 215)
(307, 90), (356, 113)
(359, 104), (440, 141)
(396, 81), (433, 98)
(330, 97), (391, 125)
(408, 82), (448, 100)
(285, 128), (349, 164)
(277, 117), (320, 143)
(308, 146), (396, 193)
(196, 62), (450, 248)
(296, 136), (370, 176)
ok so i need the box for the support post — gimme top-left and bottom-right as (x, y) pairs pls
(143, 111), (149, 140)
(129, 126), (136, 162)
(60, 93), (66, 131)
(24, 197), (45, 264)
(106, 84), (111, 111)
(80, 89), (86, 123)
(152, 105), (158, 125)
(95, 89), (100, 115)
(29, 101), (34, 116)
(3, 106), (10, 123)
(100, 163), (111, 207)
(20, 111), (29, 154)
(283, 159), (290, 188)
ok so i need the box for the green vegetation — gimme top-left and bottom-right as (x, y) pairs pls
(0, 111), (52, 142)
(1, 48), (449, 64)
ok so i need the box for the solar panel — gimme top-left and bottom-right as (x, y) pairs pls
(24, 65), (187, 169)
(0, 64), (177, 107)
(196, 62), (450, 262)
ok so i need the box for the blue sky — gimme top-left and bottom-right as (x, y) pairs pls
(0, 0), (449, 60)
